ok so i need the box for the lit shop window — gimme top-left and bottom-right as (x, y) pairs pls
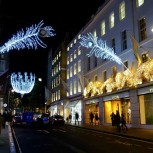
(139, 94), (153, 125)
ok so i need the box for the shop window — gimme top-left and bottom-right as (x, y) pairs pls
(139, 94), (153, 124)
(104, 99), (131, 124)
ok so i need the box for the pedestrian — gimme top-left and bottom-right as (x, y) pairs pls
(75, 112), (79, 125)
(95, 112), (99, 125)
(121, 113), (128, 131)
(2, 112), (7, 128)
(0, 113), (4, 135)
(90, 112), (94, 125)
(66, 116), (69, 122)
(69, 114), (72, 123)
(115, 110), (121, 132)
(110, 112), (116, 126)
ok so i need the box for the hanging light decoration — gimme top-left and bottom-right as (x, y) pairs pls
(0, 20), (55, 54)
(11, 72), (35, 97)
(80, 32), (131, 74)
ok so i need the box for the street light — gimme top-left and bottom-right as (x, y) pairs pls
(38, 77), (48, 114)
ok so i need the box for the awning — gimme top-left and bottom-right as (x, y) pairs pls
(64, 100), (80, 108)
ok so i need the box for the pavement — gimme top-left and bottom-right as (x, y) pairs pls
(1, 122), (153, 153)
(0, 122), (16, 153)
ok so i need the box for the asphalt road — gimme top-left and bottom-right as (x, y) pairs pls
(12, 125), (153, 153)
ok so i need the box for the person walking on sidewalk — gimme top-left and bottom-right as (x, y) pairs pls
(2, 112), (7, 128)
(110, 112), (116, 126)
(75, 112), (79, 125)
(69, 114), (72, 123)
(0, 113), (4, 135)
(95, 112), (99, 125)
(115, 110), (121, 132)
(90, 112), (94, 125)
(121, 113), (128, 132)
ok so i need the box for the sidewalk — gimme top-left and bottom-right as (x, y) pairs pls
(66, 122), (153, 142)
(1, 123), (153, 153)
(0, 122), (16, 153)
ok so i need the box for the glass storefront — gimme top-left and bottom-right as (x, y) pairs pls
(139, 94), (153, 124)
(104, 99), (131, 124)
(64, 101), (82, 122)
(85, 103), (99, 124)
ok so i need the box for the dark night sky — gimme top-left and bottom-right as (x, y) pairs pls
(0, 0), (105, 80)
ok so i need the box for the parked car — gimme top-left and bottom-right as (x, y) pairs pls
(12, 115), (22, 126)
(49, 114), (65, 125)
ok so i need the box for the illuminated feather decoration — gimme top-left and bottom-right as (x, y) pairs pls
(80, 32), (130, 71)
(0, 20), (55, 54)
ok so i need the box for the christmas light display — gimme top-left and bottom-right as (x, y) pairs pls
(80, 32), (129, 71)
(11, 72), (35, 97)
(0, 20), (55, 54)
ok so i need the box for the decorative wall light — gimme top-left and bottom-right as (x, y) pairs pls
(0, 20), (55, 54)
(11, 72), (35, 97)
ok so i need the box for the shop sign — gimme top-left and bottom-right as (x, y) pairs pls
(150, 89), (153, 93)
(112, 95), (119, 100)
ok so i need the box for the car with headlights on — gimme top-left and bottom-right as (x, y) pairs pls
(12, 114), (22, 126)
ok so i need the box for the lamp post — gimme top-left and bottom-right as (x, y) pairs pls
(38, 77), (47, 114)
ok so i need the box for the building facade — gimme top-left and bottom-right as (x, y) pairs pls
(66, 0), (153, 129)
(48, 33), (69, 117)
